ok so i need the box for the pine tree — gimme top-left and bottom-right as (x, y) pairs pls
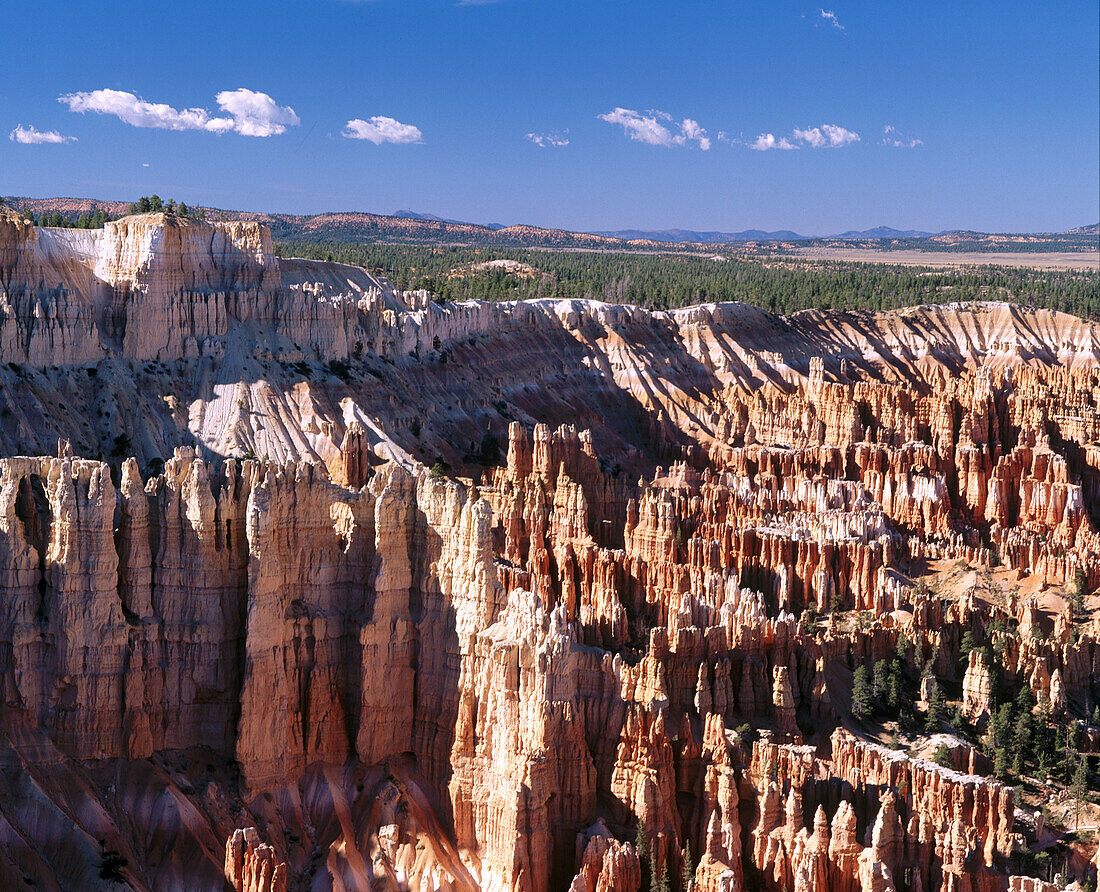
(635, 817), (649, 878)
(1072, 755), (1088, 830)
(1072, 568), (1088, 617)
(959, 630), (975, 661)
(681, 840), (694, 892)
(852, 665), (872, 719)
(887, 666), (902, 714)
(873, 659), (890, 711)
(925, 680), (944, 732)
(895, 632), (910, 667)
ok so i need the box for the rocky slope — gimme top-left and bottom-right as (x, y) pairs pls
(0, 209), (1097, 890)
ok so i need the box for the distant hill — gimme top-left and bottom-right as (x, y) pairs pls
(4, 197), (1095, 254)
(595, 225), (939, 242)
(594, 227), (808, 243)
(394, 209), (506, 230)
(829, 226), (937, 239)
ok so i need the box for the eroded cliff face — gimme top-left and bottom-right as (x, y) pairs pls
(0, 214), (1097, 890)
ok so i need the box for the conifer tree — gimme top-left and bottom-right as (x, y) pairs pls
(852, 665), (872, 719)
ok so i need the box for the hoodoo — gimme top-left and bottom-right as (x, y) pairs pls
(0, 212), (1097, 889)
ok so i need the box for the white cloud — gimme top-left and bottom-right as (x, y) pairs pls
(882, 124), (923, 148)
(526, 131), (569, 148)
(793, 124), (860, 147)
(599, 107), (675, 146)
(818, 9), (845, 31)
(793, 127), (827, 148)
(213, 88), (300, 137)
(9, 124), (76, 144)
(58, 87), (299, 137)
(343, 116), (423, 144)
(751, 133), (798, 151)
(598, 107), (710, 150)
(678, 118), (711, 151)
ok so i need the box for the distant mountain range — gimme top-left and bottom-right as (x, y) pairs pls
(592, 225), (942, 243)
(395, 210), (506, 230)
(395, 215), (943, 243)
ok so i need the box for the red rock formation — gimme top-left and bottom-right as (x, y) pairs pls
(224, 828), (287, 892)
(570, 821), (642, 892)
(0, 218), (1097, 889)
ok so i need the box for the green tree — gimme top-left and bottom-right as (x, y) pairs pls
(682, 841), (694, 892)
(895, 632), (910, 667)
(873, 659), (891, 711)
(925, 679), (944, 732)
(1072, 568), (1088, 617)
(656, 861), (669, 892)
(959, 630), (976, 662)
(852, 665), (872, 719)
(1072, 755), (1088, 830)
(635, 817), (650, 891)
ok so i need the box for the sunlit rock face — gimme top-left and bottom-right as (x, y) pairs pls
(0, 213), (1097, 890)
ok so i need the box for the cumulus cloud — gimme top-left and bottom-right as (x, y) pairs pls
(818, 9), (845, 31)
(751, 133), (798, 151)
(793, 124), (860, 147)
(599, 107), (674, 146)
(343, 116), (423, 144)
(678, 118), (711, 151)
(526, 131), (569, 148)
(9, 124), (76, 144)
(598, 107), (711, 150)
(752, 124), (859, 151)
(212, 89), (300, 136)
(58, 88), (299, 137)
(882, 124), (923, 148)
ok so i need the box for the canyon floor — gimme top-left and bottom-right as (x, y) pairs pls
(0, 207), (1098, 892)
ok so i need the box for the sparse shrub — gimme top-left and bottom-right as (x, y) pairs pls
(110, 433), (132, 458)
(327, 359), (351, 381)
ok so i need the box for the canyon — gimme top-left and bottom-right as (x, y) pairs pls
(0, 206), (1097, 891)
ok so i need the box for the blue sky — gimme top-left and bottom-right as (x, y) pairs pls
(1, 0), (1096, 234)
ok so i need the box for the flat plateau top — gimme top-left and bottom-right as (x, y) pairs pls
(786, 247), (1099, 271)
